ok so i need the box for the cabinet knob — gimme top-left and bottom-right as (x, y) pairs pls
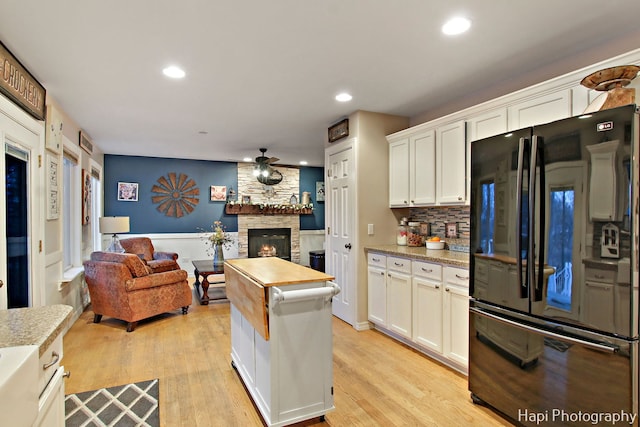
(458, 196), (463, 201)
(435, 285), (440, 289)
(445, 288), (450, 292)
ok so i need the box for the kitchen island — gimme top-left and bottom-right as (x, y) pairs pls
(224, 257), (337, 427)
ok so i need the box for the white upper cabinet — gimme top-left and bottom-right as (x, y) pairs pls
(467, 108), (508, 142)
(389, 130), (436, 207)
(507, 90), (572, 130)
(410, 130), (436, 205)
(389, 138), (410, 207)
(436, 120), (467, 204)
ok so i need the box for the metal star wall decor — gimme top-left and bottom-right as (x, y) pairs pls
(151, 172), (199, 217)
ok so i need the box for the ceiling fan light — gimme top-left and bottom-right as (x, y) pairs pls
(253, 168), (260, 176)
(261, 169), (269, 177)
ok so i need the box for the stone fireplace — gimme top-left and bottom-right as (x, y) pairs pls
(236, 163), (301, 263)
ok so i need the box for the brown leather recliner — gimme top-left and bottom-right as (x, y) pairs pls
(119, 237), (180, 273)
(83, 251), (192, 332)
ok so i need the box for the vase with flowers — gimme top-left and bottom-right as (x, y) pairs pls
(200, 220), (234, 270)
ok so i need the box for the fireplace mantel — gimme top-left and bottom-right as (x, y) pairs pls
(225, 203), (313, 215)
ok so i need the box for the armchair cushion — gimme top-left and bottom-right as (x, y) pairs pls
(90, 251), (150, 278)
(119, 237), (180, 273)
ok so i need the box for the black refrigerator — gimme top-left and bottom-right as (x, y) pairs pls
(469, 104), (638, 426)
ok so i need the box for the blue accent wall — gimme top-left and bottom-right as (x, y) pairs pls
(300, 167), (325, 230)
(104, 155), (324, 233)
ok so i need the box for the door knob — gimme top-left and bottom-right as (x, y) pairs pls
(345, 243), (352, 250)
(0, 279), (3, 288)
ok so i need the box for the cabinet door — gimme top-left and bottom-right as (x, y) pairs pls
(443, 267), (469, 367)
(387, 270), (412, 339)
(467, 108), (508, 142)
(583, 281), (615, 333)
(367, 265), (387, 325)
(389, 138), (410, 207)
(437, 120), (467, 204)
(443, 283), (469, 367)
(410, 130), (436, 205)
(413, 276), (443, 352)
(507, 90), (571, 129)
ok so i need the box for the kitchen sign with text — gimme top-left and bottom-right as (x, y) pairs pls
(0, 41), (46, 120)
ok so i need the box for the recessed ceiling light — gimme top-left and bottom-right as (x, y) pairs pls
(299, 160), (308, 166)
(162, 65), (186, 79)
(442, 17), (471, 35)
(335, 93), (353, 102)
(243, 157), (253, 162)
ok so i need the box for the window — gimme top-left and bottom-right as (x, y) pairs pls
(90, 162), (102, 252)
(62, 144), (81, 272)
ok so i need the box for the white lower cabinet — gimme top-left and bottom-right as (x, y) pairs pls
(386, 256), (412, 339)
(442, 267), (470, 367)
(367, 252), (469, 372)
(367, 253), (388, 325)
(412, 261), (443, 352)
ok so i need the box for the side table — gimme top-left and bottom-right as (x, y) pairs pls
(192, 260), (227, 305)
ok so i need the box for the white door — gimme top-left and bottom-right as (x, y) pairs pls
(0, 99), (43, 309)
(326, 143), (355, 324)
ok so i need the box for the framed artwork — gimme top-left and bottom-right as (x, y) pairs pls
(79, 130), (94, 155)
(118, 182), (139, 201)
(316, 181), (325, 202)
(46, 154), (59, 220)
(446, 222), (458, 239)
(328, 118), (349, 143)
(210, 185), (227, 201)
(45, 105), (63, 154)
(82, 169), (91, 225)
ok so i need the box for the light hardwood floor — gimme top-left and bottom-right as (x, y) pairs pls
(63, 283), (511, 427)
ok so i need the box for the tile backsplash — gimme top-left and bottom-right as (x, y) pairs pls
(409, 206), (470, 239)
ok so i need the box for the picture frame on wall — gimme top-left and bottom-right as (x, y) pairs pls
(210, 185), (227, 201)
(45, 105), (63, 154)
(316, 181), (325, 202)
(328, 118), (349, 143)
(46, 154), (59, 220)
(82, 169), (91, 225)
(79, 130), (94, 154)
(117, 182), (138, 201)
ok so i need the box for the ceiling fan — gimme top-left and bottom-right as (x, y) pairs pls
(253, 148), (283, 185)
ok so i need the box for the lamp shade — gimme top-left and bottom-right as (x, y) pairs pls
(99, 216), (130, 234)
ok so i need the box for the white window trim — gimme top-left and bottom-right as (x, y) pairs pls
(62, 136), (82, 276)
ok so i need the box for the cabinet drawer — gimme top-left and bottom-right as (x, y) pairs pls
(412, 260), (442, 281)
(474, 259), (489, 282)
(585, 267), (616, 283)
(387, 256), (411, 274)
(39, 334), (63, 396)
(444, 267), (469, 288)
(367, 253), (387, 268)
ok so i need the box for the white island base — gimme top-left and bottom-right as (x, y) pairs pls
(226, 258), (337, 427)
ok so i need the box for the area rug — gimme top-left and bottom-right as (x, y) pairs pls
(65, 378), (159, 427)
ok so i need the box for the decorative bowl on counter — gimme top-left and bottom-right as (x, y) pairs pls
(426, 241), (445, 250)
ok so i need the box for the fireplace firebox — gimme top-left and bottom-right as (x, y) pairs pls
(248, 228), (291, 260)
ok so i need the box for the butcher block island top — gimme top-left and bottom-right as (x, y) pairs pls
(224, 257), (334, 287)
(224, 257), (335, 341)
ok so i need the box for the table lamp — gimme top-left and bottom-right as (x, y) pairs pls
(99, 216), (130, 253)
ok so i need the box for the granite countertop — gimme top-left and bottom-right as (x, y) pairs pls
(0, 304), (73, 357)
(365, 244), (470, 268)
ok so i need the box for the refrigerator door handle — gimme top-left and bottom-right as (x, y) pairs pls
(532, 135), (546, 302)
(516, 137), (528, 298)
(470, 307), (619, 354)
